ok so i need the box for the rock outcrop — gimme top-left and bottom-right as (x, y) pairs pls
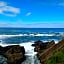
(32, 40), (55, 52)
(0, 45), (26, 64)
(32, 39), (64, 64)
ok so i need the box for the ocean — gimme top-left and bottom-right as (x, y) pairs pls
(0, 28), (64, 44)
(0, 28), (64, 64)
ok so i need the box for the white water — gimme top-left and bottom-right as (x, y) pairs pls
(0, 33), (58, 39)
(0, 41), (41, 64)
(21, 42), (41, 64)
(0, 40), (58, 64)
(21, 40), (58, 64)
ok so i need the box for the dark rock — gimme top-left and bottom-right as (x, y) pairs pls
(32, 40), (43, 47)
(32, 40), (55, 52)
(0, 45), (26, 64)
(46, 40), (55, 48)
(34, 39), (64, 64)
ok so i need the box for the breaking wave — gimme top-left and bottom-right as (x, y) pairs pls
(0, 40), (59, 64)
(0, 32), (62, 39)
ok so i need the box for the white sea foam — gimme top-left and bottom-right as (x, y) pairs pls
(20, 42), (37, 56)
(0, 34), (24, 39)
(0, 33), (57, 39)
(0, 41), (38, 64)
(41, 39), (59, 44)
(0, 40), (37, 56)
(0, 39), (59, 64)
(55, 40), (58, 44)
(0, 39), (59, 56)
(35, 33), (55, 36)
(0, 39), (59, 60)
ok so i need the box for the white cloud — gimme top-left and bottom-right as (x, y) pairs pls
(26, 12), (31, 16)
(0, 1), (20, 17)
(0, 1), (6, 7)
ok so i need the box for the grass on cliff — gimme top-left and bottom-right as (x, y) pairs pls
(47, 51), (64, 64)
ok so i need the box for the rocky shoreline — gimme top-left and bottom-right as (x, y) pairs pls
(0, 39), (64, 64)
(0, 45), (26, 64)
(32, 39), (64, 64)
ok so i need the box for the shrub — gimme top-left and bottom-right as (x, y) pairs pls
(47, 51), (64, 64)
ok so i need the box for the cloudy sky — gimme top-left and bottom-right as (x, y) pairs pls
(0, 0), (64, 28)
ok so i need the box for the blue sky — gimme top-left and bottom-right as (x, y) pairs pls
(0, 0), (64, 28)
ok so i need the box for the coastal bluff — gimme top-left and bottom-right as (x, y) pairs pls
(32, 39), (64, 64)
(0, 45), (26, 64)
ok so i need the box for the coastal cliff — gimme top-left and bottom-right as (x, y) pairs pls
(0, 45), (26, 64)
(32, 39), (64, 64)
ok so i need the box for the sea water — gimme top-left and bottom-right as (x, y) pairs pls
(0, 28), (64, 64)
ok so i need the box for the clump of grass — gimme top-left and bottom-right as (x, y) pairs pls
(47, 51), (64, 64)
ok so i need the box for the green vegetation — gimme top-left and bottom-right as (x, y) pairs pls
(47, 51), (64, 64)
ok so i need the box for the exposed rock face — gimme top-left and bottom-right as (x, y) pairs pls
(0, 45), (26, 64)
(32, 39), (64, 64)
(32, 40), (55, 52)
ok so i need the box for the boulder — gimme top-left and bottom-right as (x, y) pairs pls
(0, 45), (26, 64)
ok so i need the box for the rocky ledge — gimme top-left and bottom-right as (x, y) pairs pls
(0, 45), (26, 64)
(32, 39), (64, 64)
(32, 40), (55, 53)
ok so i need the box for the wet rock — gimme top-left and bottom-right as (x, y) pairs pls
(33, 39), (64, 64)
(0, 45), (26, 64)
(32, 40), (55, 52)
(0, 55), (7, 64)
